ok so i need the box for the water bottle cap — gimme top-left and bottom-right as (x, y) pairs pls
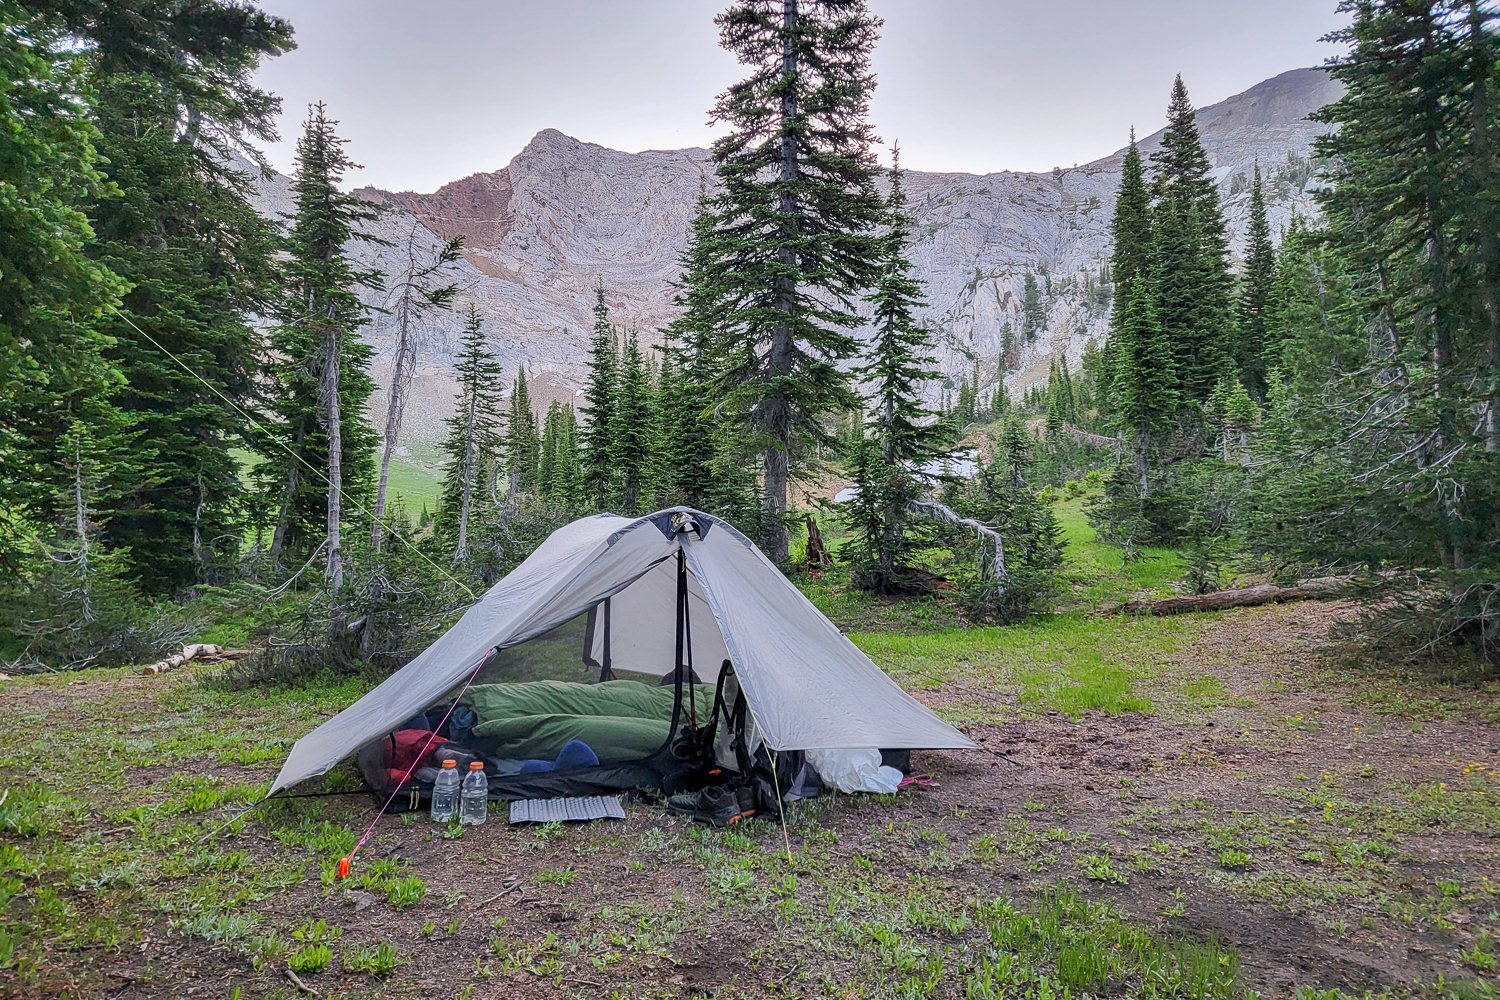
(468, 761), (484, 770)
(441, 759), (457, 768)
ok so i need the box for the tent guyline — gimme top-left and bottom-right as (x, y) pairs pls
(108, 305), (477, 600)
(338, 649), (492, 879)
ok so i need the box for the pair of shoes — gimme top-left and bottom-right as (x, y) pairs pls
(666, 783), (757, 826)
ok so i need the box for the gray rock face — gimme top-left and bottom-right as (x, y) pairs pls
(247, 68), (1340, 447)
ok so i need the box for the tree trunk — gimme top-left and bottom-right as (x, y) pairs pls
(372, 309), (415, 553)
(1133, 426), (1150, 495)
(455, 387), (479, 561)
(372, 232), (424, 552)
(761, 432), (790, 562)
(322, 326), (344, 592)
(1469, 1), (1500, 453)
(72, 436), (94, 624)
(192, 469), (206, 575)
(1113, 577), (1346, 616)
(805, 513), (831, 571)
(762, 0), (799, 565)
(269, 461), (298, 560)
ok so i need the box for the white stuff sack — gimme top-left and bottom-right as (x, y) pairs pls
(805, 748), (903, 794)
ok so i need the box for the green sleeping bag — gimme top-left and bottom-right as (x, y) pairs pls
(474, 714), (674, 761)
(463, 679), (716, 763)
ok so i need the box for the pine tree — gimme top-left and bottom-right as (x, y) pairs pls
(438, 304), (504, 559)
(1045, 364), (1066, 440)
(697, 0), (888, 562)
(90, 75), (285, 593)
(1151, 75), (1235, 408)
(538, 402), (583, 509)
(1021, 272), (1046, 342)
(538, 400), (561, 501)
(1235, 164), (1276, 399)
(1057, 359), (1077, 422)
(556, 405), (584, 508)
(4, 1), (291, 594)
(579, 284), (619, 510)
(1264, 216), (1361, 397)
(6, 417), (148, 668)
(504, 366), (541, 497)
(264, 104), (383, 592)
(1000, 323), (1018, 370)
(660, 193), (726, 508)
(612, 332), (659, 514)
(847, 148), (946, 593)
(954, 417), (1063, 622)
(1239, 1), (1500, 663)
(1112, 277), (1177, 492)
(0, 3), (126, 576)
(1112, 133), (1154, 292)
(954, 376), (976, 428)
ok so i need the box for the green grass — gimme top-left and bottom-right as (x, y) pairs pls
(381, 454), (442, 516)
(232, 446), (442, 521)
(852, 611), (1213, 722)
(1052, 494), (1186, 609)
(968, 883), (1240, 999)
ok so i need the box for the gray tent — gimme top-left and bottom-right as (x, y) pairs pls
(271, 507), (973, 798)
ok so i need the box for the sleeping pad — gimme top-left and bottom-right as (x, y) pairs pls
(463, 680), (715, 763)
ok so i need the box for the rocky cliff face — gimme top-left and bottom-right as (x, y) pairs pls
(248, 67), (1341, 449)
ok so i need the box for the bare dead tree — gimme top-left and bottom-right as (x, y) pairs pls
(371, 225), (464, 552)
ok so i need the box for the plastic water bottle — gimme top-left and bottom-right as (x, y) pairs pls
(460, 761), (488, 826)
(430, 759), (461, 822)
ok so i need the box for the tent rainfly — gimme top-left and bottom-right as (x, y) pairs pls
(271, 508), (974, 799)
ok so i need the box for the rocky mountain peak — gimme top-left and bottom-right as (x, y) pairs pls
(248, 67), (1342, 450)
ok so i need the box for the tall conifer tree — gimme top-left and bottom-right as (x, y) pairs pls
(1021, 273), (1046, 343)
(1151, 75), (1235, 407)
(847, 148), (945, 592)
(23, 1), (292, 593)
(698, 0), (887, 562)
(372, 227), (462, 552)
(438, 305), (504, 559)
(538, 401), (583, 508)
(265, 103), (382, 591)
(579, 285), (619, 510)
(661, 194), (727, 508)
(612, 333), (659, 514)
(504, 367), (541, 497)
(1252, 0), (1500, 658)
(1112, 277), (1177, 492)
(0, 3), (126, 575)
(1235, 165), (1276, 399)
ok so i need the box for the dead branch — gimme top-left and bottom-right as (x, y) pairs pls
(472, 875), (523, 910)
(1062, 423), (1125, 452)
(908, 499), (1008, 596)
(284, 968), (322, 997)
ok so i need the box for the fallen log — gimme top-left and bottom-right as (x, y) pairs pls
(1062, 423), (1125, 452)
(1112, 577), (1347, 617)
(139, 643), (251, 676)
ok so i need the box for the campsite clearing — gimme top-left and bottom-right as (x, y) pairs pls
(2, 596), (1496, 999)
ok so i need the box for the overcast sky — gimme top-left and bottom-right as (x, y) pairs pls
(250, 1), (1347, 192)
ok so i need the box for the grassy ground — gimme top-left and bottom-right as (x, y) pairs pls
(2, 501), (1497, 999)
(233, 447), (443, 520)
